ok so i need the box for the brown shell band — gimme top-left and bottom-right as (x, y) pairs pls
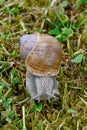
(25, 34), (62, 76)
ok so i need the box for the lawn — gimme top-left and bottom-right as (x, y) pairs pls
(0, 0), (87, 130)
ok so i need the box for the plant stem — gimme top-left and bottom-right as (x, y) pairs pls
(22, 106), (27, 130)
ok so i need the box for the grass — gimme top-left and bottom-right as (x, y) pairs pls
(0, 0), (87, 129)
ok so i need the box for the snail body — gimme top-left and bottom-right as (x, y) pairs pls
(20, 34), (62, 101)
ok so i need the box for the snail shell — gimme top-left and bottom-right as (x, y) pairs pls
(20, 34), (62, 101)
(20, 34), (62, 76)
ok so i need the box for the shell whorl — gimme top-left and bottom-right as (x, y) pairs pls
(20, 34), (39, 61)
(20, 34), (62, 76)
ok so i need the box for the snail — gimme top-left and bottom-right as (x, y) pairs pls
(20, 34), (62, 101)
